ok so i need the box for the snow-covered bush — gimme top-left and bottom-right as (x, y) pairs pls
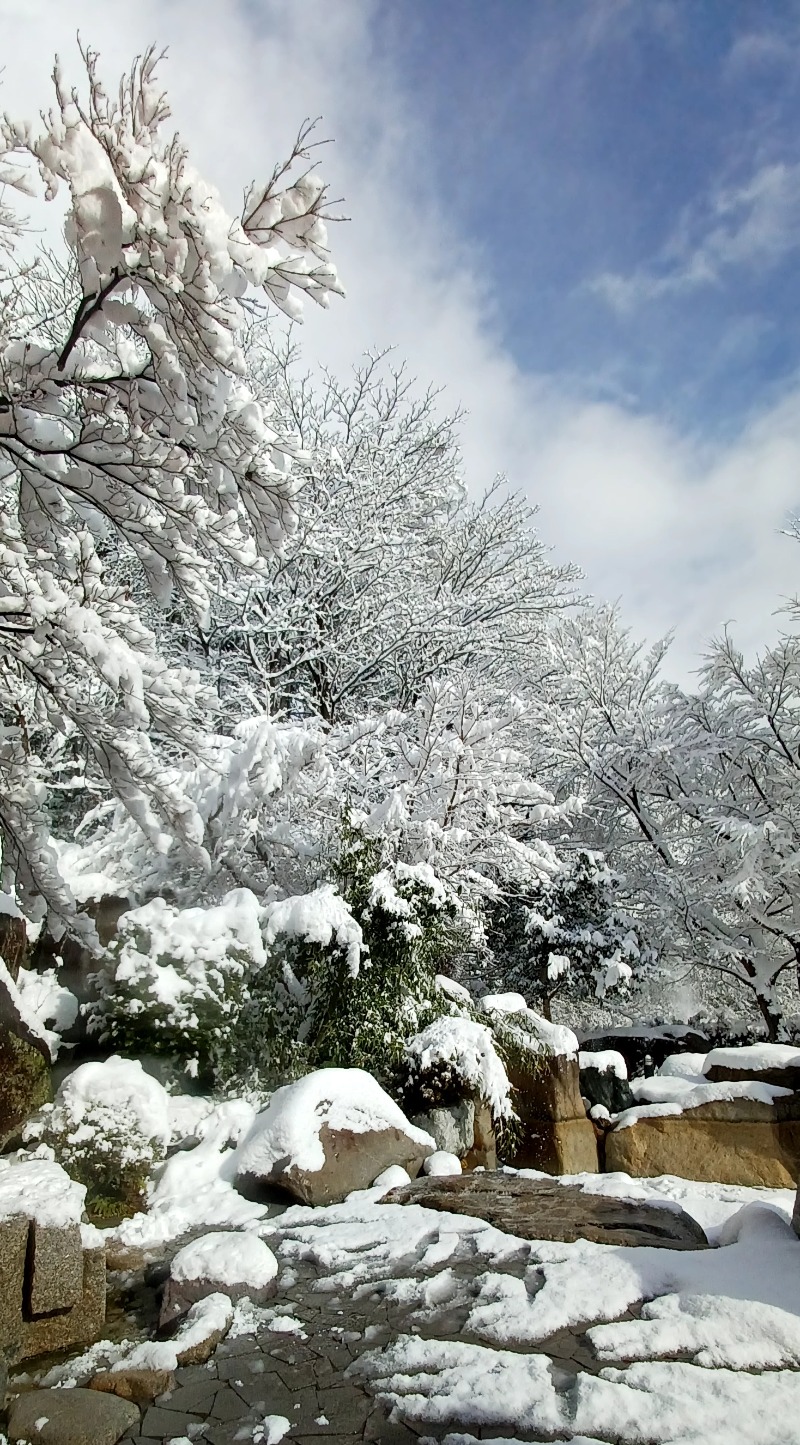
(25, 1057), (170, 1215)
(398, 1015), (513, 1122)
(88, 890), (265, 1083)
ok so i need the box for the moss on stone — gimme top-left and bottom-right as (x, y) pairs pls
(0, 1028), (51, 1149)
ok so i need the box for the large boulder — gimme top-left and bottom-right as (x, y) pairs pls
(579, 1050), (635, 1115)
(0, 1159), (105, 1363)
(382, 1173), (708, 1250)
(482, 999), (598, 1174)
(702, 1043), (800, 1093)
(505, 1046), (597, 1174)
(160, 1230), (278, 1326)
(234, 1068), (435, 1206)
(606, 1092), (800, 1188)
(7, 1386), (139, 1445)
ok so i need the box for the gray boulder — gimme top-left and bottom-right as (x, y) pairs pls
(382, 1172), (708, 1250)
(8, 1387), (139, 1445)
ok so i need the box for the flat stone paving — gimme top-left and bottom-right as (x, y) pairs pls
(120, 1248), (605, 1445)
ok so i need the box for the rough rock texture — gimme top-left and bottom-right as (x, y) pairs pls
(579, 1063), (635, 1116)
(382, 1173), (708, 1249)
(0, 1215), (105, 1364)
(21, 1237), (106, 1361)
(89, 1367), (175, 1404)
(0, 914), (27, 980)
(7, 1386), (139, 1445)
(410, 1098), (496, 1171)
(504, 1051), (598, 1175)
(606, 1093), (800, 1188)
(237, 1120), (433, 1207)
(0, 1027), (51, 1149)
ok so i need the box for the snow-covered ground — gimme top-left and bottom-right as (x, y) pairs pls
(92, 1097), (800, 1444)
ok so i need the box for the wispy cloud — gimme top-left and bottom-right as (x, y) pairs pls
(590, 161), (800, 315)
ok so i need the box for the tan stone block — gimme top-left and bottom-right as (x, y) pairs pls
(29, 1221), (83, 1315)
(512, 1116), (598, 1175)
(606, 1114), (796, 1188)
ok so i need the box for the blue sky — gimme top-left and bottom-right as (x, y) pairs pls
(374, 1), (800, 436)
(6, 0), (800, 676)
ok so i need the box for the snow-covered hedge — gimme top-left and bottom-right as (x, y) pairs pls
(401, 1016), (513, 1121)
(88, 890), (265, 1082)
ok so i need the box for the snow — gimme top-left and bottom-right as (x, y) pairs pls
(252, 1418), (291, 1445)
(579, 1049), (628, 1078)
(56, 1056), (171, 1150)
(234, 1068), (435, 1179)
(404, 1017), (513, 1120)
(371, 1165), (412, 1191)
(657, 1051), (709, 1079)
(703, 1042), (800, 1074)
(481, 995), (579, 1056)
(424, 1151), (463, 1176)
(349, 1336), (563, 1435)
(109, 1099), (268, 1249)
(0, 1157), (85, 1227)
(15, 966), (78, 1036)
(615, 1077), (793, 1127)
(170, 1231), (277, 1290)
(264, 884), (363, 978)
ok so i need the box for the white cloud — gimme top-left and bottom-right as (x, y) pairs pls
(2, 0), (800, 681)
(590, 160), (800, 314)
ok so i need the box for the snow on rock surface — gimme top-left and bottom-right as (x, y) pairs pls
(657, 1051), (708, 1080)
(404, 1016), (513, 1119)
(170, 1231), (278, 1290)
(0, 1156), (85, 1226)
(615, 1077), (793, 1127)
(234, 1068), (435, 1205)
(371, 1165), (412, 1192)
(703, 1043), (800, 1074)
(424, 1151), (463, 1176)
(579, 1049), (628, 1078)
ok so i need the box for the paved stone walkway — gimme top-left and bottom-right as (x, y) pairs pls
(120, 1247), (607, 1445)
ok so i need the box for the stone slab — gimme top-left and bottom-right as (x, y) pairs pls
(381, 1172), (708, 1249)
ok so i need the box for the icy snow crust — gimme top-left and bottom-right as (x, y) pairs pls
(234, 1068), (435, 1178)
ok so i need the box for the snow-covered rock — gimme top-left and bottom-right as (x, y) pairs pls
(703, 1043), (800, 1092)
(160, 1230), (278, 1325)
(233, 1068), (435, 1206)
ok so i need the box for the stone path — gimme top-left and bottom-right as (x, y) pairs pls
(118, 1246), (608, 1444)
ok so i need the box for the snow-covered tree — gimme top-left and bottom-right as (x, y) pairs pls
(0, 45), (343, 932)
(198, 339), (579, 721)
